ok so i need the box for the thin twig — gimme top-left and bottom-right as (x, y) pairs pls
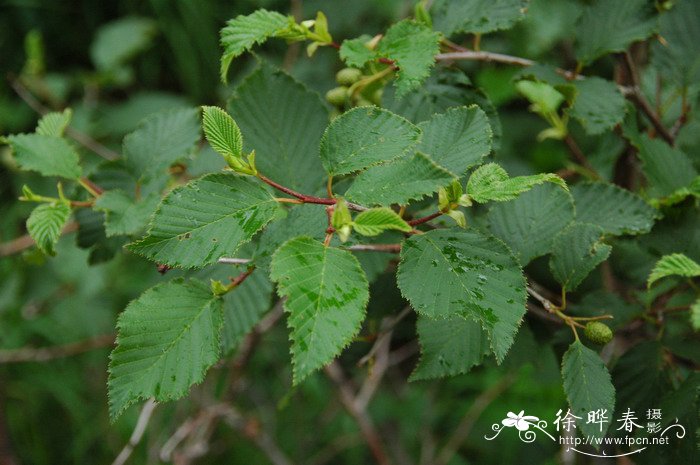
(324, 361), (393, 465)
(112, 399), (158, 465)
(358, 306), (412, 367)
(345, 244), (401, 253)
(434, 374), (516, 465)
(0, 334), (114, 363)
(408, 212), (443, 226)
(217, 257), (253, 265)
(257, 174), (367, 211)
(0, 221), (78, 257)
(563, 135), (597, 175)
(8, 76), (120, 160)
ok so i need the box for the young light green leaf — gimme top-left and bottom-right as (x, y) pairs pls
(345, 152), (456, 206)
(515, 80), (565, 115)
(575, 0), (657, 65)
(467, 163), (566, 203)
(431, 0), (529, 36)
(339, 35), (376, 68)
(549, 223), (611, 291)
(410, 315), (490, 381)
(633, 135), (698, 199)
(561, 340), (616, 440)
(219, 9), (288, 81)
(108, 278), (222, 420)
(571, 182), (658, 236)
(3, 134), (81, 179)
(90, 17), (157, 71)
(331, 199), (353, 242)
(122, 107), (200, 180)
(352, 208), (411, 236)
(417, 105), (492, 175)
(570, 77), (626, 135)
(94, 190), (160, 237)
(488, 184), (575, 265)
(201, 106), (243, 160)
(397, 229), (527, 362)
(376, 20), (440, 97)
(127, 174), (280, 268)
(229, 63), (328, 193)
(270, 236), (369, 384)
(26, 202), (71, 256)
(647, 253), (700, 287)
(36, 109), (72, 137)
(319, 106), (421, 176)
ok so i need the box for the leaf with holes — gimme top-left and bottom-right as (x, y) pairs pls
(397, 229), (526, 362)
(270, 236), (369, 384)
(108, 278), (222, 420)
(127, 174), (280, 268)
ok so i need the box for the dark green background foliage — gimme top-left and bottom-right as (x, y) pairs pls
(0, 1), (699, 464)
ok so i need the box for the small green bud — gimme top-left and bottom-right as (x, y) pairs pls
(336, 67), (362, 86)
(354, 98), (374, 107)
(370, 88), (383, 105)
(326, 86), (349, 107)
(584, 321), (613, 345)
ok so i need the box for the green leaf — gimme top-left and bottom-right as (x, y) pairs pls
(571, 182), (658, 236)
(488, 184), (575, 265)
(647, 253), (700, 287)
(417, 106), (492, 174)
(108, 278), (222, 420)
(345, 152), (455, 206)
(570, 77), (626, 135)
(221, 271), (273, 353)
(376, 20), (440, 97)
(549, 223), (611, 291)
(633, 135), (698, 199)
(94, 190), (160, 237)
(561, 340), (616, 440)
(90, 17), (157, 70)
(319, 107), (421, 176)
(122, 108), (200, 181)
(229, 63), (328, 193)
(515, 80), (565, 114)
(339, 35), (376, 68)
(36, 109), (72, 137)
(431, 0), (529, 35)
(219, 9), (288, 81)
(26, 203), (71, 256)
(411, 315), (490, 381)
(652, 0), (700, 88)
(575, 0), (657, 65)
(201, 106), (243, 160)
(127, 174), (280, 269)
(352, 208), (412, 236)
(691, 298), (700, 331)
(270, 237), (369, 384)
(467, 163), (566, 203)
(3, 134), (81, 179)
(397, 229), (527, 362)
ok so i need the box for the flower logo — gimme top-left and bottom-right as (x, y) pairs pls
(502, 411), (540, 431)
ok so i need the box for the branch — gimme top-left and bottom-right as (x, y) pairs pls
(257, 174), (367, 211)
(112, 399), (158, 465)
(217, 243), (402, 265)
(408, 211), (443, 226)
(324, 361), (393, 465)
(8, 75), (120, 160)
(0, 221), (78, 257)
(0, 334), (114, 363)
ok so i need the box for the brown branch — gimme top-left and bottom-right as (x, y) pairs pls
(434, 374), (516, 465)
(324, 361), (393, 465)
(8, 75), (120, 160)
(563, 135), (597, 176)
(257, 174), (367, 211)
(0, 221), (79, 257)
(112, 399), (158, 465)
(0, 333), (114, 363)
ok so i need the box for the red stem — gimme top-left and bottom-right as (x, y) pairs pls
(257, 174), (367, 211)
(408, 211), (443, 226)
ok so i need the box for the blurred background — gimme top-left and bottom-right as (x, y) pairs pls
(1, 1), (693, 464)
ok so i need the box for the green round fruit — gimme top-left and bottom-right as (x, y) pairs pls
(335, 67), (363, 86)
(326, 86), (349, 107)
(584, 321), (613, 345)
